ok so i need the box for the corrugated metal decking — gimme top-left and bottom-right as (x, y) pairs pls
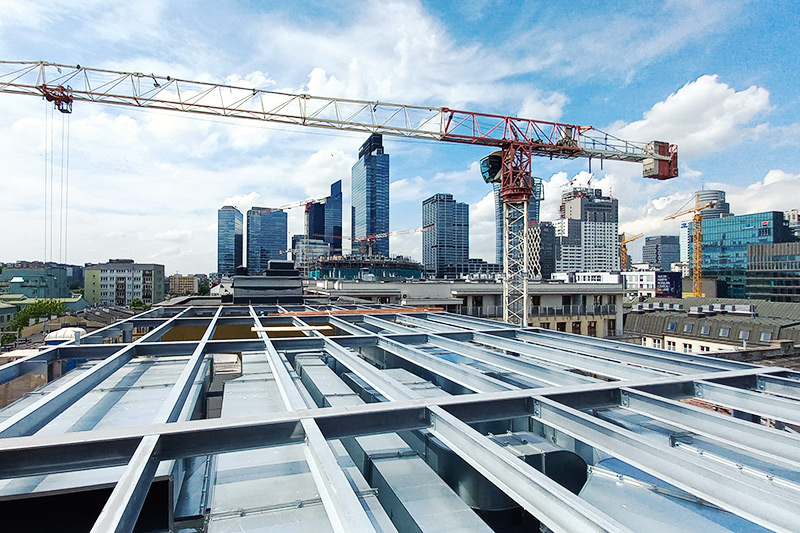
(0, 304), (798, 532)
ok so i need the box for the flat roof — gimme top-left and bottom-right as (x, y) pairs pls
(0, 305), (797, 531)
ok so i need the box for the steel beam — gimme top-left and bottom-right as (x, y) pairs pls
(693, 380), (800, 426)
(0, 307), (192, 438)
(533, 396), (800, 533)
(472, 331), (662, 381)
(428, 406), (629, 533)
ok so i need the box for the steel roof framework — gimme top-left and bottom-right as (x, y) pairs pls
(0, 305), (798, 532)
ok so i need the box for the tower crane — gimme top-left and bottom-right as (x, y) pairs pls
(314, 225), (433, 257)
(618, 233), (644, 271)
(0, 60), (679, 325)
(664, 194), (716, 297)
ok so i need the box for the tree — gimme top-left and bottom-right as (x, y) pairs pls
(6, 299), (67, 333)
(129, 298), (150, 311)
(198, 282), (210, 296)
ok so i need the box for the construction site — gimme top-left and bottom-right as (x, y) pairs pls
(1, 61), (798, 533)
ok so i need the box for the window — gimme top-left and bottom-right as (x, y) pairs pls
(719, 327), (730, 338)
(666, 340), (676, 351)
(683, 324), (693, 333)
(700, 346), (711, 352)
(760, 331), (772, 342)
(667, 322), (676, 331)
(683, 343), (692, 353)
(654, 339), (662, 349)
(540, 322), (550, 329)
(739, 330), (750, 340)
(700, 325), (710, 335)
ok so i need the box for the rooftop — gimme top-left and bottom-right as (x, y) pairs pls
(0, 304), (798, 531)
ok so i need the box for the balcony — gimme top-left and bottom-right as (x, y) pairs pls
(530, 304), (617, 317)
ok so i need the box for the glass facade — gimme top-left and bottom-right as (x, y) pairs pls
(324, 180), (343, 254)
(693, 211), (793, 298)
(747, 241), (800, 302)
(422, 193), (469, 277)
(247, 207), (287, 274)
(217, 206), (243, 276)
(642, 235), (680, 270)
(351, 134), (389, 257)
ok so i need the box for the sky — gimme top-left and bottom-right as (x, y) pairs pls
(1, 0), (800, 274)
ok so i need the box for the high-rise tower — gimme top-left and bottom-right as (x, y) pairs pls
(217, 206), (243, 276)
(422, 193), (469, 277)
(324, 180), (343, 254)
(247, 207), (287, 274)
(555, 188), (619, 272)
(351, 134), (389, 257)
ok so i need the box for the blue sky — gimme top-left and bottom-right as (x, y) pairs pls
(1, 0), (799, 274)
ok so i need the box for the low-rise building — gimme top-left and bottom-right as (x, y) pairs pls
(84, 259), (165, 306)
(168, 274), (199, 296)
(0, 266), (69, 299)
(625, 297), (800, 353)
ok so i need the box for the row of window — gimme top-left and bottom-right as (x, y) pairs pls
(666, 321), (772, 342)
(659, 339), (712, 352)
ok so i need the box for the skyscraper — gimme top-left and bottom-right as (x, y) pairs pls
(555, 188), (619, 272)
(422, 193), (469, 277)
(642, 235), (680, 270)
(247, 207), (287, 274)
(352, 134), (389, 257)
(324, 180), (343, 254)
(305, 202), (325, 243)
(217, 206), (243, 276)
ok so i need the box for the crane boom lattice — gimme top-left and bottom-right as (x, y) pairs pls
(0, 60), (680, 325)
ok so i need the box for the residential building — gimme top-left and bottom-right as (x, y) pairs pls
(555, 188), (619, 272)
(626, 297), (800, 353)
(84, 259), (165, 306)
(217, 206), (243, 276)
(747, 241), (800, 302)
(422, 193), (469, 277)
(351, 134), (389, 257)
(168, 274), (199, 296)
(0, 266), (69, 299)
(693, 211), (794, 298)
(247, 207), (288, 274)
(641, 235), (680, 271)
(324, 180), (343, 254)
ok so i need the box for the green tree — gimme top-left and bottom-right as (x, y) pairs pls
(198, 282), (210, 296)
(129, 298), (150, 311)
(6, 299), (67, 333)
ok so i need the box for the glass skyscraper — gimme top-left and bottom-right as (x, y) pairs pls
(693, 211), (794, 298)
(217, 206), (243, 276)
(247, 207), (287, 274)
(642, 235), (680, 270)
(422, 193), (469, 277)
(351, 134), (389, 257)
(324, 180), (343, 254)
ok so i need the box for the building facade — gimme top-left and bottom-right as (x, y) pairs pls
(641, 235), (680, 271)
(555, 188), (619, 272)
(422, 193), (469, 277)
(217, 206), (243, 276)
(696, 189), (731, 219)
(168, 275), (199, 296)
(84, 259), (165, 306)
(324, 180), (343, 254)
(0, 266), (69, 299)
(351, 134), (389, 257)
(530, 221), (556, 280)
(696, 211), (794, 298)
(247, 207), (288, 274)
(747, 241), (800, 302)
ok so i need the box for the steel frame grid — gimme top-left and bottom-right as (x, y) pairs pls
(0, 305), (798, 532)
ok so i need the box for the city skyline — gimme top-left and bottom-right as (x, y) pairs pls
(1, 2), (800, 274)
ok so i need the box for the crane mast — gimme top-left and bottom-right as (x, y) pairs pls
(0, 60), (679, 325)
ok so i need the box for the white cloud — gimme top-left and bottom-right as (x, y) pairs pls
(154, 229), (193, 241)
(518, 91), (568, 122)
(470, 192), (497, 262)
(613, 75), (771, 159)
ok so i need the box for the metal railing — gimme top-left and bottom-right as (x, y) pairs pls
(529, 304), (617, 317)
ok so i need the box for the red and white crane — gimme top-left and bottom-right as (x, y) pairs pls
(0, 60), (678, 325)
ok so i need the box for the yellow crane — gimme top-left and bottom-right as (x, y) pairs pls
(664, 194), (716, 297)
(619, 233), (644, 271)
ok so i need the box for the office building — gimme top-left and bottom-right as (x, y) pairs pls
(0, 265), (69, 299)
(693, 211), (794, 298)
(84, 259), (165, 306)
(168, 274), (199, 296)
(351, 134), (389, 257)
(324, 180), (343, 254)
(422, 193), (469, 277)
(292, 238), (331, 265)
(530, 221), (556, 280)
(679, 191), (732, 262)
(785, 209), (800, 238)
(747, 242), (800, 302)
(217, 206), (243, 276)
(555, 188), (619, 272)
(247, 207), (288, 274)
(642, 235), (680, 271)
